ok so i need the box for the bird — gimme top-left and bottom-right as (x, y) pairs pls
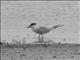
(27, 23), (64, 42)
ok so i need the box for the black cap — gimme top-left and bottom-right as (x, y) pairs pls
(27, 23), (36, 28)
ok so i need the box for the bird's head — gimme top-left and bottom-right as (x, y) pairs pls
(27, 23), (36, 28)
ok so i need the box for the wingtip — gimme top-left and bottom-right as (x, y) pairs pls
(53, 24), (64, 29)
(59, 25), (64, 27)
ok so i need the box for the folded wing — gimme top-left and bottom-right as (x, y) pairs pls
(33, 27), (51, 34)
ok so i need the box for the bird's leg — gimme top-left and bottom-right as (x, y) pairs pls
(38, 34), (43, 42)
(41, 34), (43, 42)
(38, 34), (40, 42)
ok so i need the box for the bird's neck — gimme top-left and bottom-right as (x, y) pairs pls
(30, 25), (37, 30)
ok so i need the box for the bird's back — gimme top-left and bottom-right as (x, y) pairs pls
(31, 25), (64, 34)
(33, 26), (52, 34)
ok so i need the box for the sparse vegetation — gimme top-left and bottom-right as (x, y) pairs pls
(1, 39), (80, 60)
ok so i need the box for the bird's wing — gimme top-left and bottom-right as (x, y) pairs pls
(38, 27), (48, 31)
(36, 27), (50, 34)
(53, 25), (64, 29)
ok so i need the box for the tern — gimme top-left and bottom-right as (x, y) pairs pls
(27, 23), (64, 42)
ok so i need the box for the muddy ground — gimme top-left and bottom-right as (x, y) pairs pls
(1, 43), (80, 60)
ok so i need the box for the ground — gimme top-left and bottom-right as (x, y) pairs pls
(1, 43), (80, 60)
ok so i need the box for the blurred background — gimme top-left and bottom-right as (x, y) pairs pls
(1, 1), (79, 43)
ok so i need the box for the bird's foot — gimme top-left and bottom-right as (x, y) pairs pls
(39, 40), (44, 43)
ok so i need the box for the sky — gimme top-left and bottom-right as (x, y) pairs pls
(1, 1), (79, 43)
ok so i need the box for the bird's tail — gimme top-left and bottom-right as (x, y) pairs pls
(53, 25), (64, 29)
